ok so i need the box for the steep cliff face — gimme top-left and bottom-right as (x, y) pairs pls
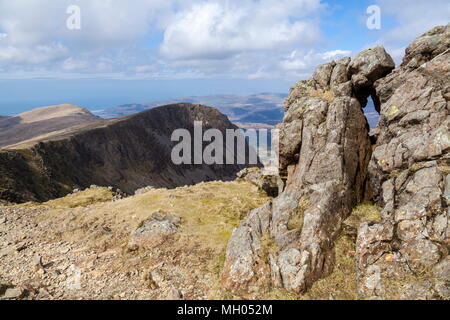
(0, 103), (255, 203)
(357, 24), (450, 300)
(222, 24), (449, 299)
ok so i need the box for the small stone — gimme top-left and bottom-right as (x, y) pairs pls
(165, 287), (182, 300)
(59, 247), (71, 254)
(4, 288), (25, 299)
(33, 255), (44, 271)
(0, 247), (15, 257)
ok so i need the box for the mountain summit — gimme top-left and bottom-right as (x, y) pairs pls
(0, 104), (100, 148)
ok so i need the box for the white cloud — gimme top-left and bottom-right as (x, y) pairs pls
(279, 49), (352, 78)
(0, 0), (327, 80)
(160, 0), (323, 60)
(372, 0), (450, 63)
(376, 0), (450, 43)
(0, 43), (68, 65)
(0, 0), (179, 73)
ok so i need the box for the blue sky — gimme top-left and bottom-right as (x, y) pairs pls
(0, 0), (449, 114)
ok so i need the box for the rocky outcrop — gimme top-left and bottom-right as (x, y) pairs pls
(0, 103), (255, 203)
(221, 46), (395, 297)
(356, 24), (450, 300)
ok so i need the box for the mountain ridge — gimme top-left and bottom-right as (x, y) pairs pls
(0, 103), (257, 203)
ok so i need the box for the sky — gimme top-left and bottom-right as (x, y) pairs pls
(0, 0), (449, 114)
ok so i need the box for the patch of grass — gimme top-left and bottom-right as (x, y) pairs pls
(409, 161), (427, 173)
(438, 162), (450, 175)
(301, 232), (357, 300)
(34, 180), (270, 255)
(380, 265), (437, 300)
(265, 288), (300, 300)
(345, 202), (382, 229)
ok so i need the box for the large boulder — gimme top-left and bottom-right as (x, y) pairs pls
(348, 46), (395, 83)
(357, 25), (450, 300)
(348, 46), (395, 112)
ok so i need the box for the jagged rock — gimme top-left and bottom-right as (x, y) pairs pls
(330, 57), (351, 87)
(236, 168), (284, 197)
(312, 61), (336, 88)
(348, 46), (395, 83)
(165, 287), (183, 300)
(347, 46), (395, 112)
(402, 24), (450, 69)
(128, 218), (178, 250)
(357, 24), (450, 300)
(375, 23), (450, 106)
(277, 121), (303, 176)
(221, 43), (389, 295)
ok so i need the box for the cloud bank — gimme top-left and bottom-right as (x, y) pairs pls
(0, 0), (448, 80)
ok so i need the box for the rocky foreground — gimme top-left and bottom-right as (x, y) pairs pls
(0, 182), (271, 300)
